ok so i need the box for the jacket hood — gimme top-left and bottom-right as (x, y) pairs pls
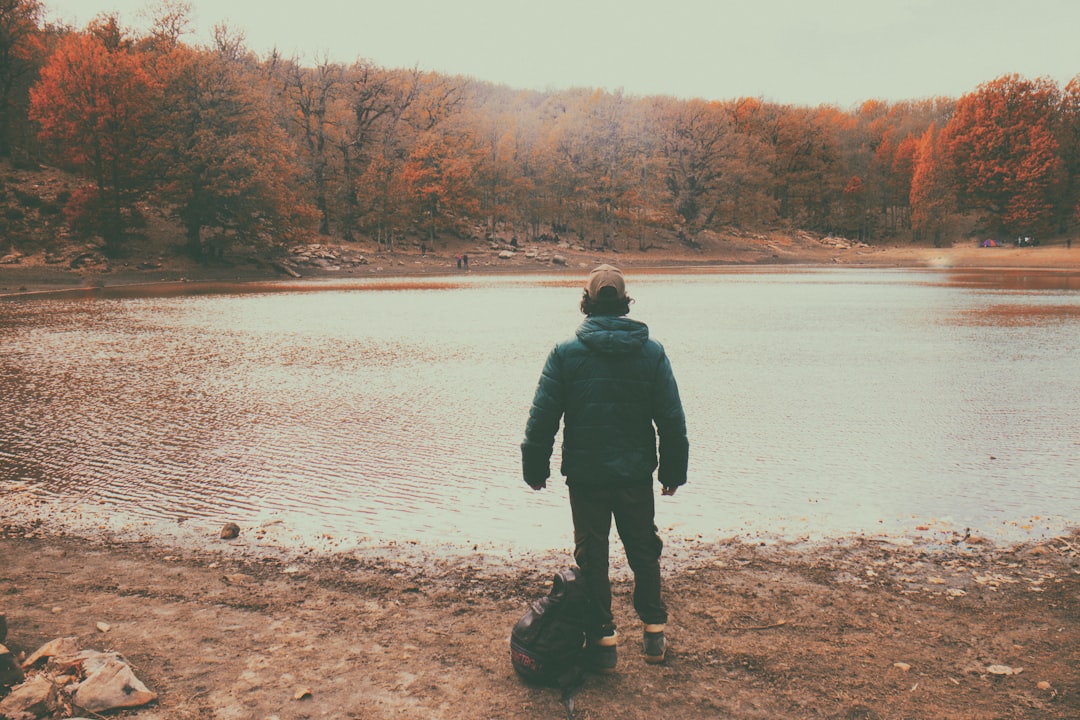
(576, 315), (650, 354)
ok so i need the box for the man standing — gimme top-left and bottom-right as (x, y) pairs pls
(521, 264), (689, 672)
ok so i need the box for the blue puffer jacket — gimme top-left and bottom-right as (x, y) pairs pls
(521, 315), (689, 489)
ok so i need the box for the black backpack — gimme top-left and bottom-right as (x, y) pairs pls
(509, 566), (589, 689)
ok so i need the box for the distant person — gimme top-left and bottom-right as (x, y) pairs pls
(1068, 238), (1073, 250)
(521, 264), (689, 672)
(462, 254), (469, 271)
(456, 255), (462, 269)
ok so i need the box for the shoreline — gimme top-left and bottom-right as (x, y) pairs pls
(3, 242), (1080, 299)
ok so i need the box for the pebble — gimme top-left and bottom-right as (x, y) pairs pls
(986, 664), (1021, 675)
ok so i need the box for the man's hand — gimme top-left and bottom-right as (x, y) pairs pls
(661, 485), (678, 496)
(529, 480), (547, 491)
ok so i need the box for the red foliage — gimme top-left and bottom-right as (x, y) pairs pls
(941, 74), (1064, 234)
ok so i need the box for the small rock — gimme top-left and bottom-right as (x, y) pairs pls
(22, 636), (79, 669)
(1037, 680), (1052, 690)
(893, 662), (911, 672)
(293, 687), (313, 700)
(95, 621), (111, 633)
(73, 655), (156, 712)
(987, 664), (1021, 675)
(220, 522), (241, 540)
(0, 674), (57, 718)
(222, 573), (255, 585)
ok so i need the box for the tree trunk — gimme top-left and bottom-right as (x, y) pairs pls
(185, 220), (202, 259)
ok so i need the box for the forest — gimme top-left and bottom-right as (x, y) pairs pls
(2, 0), (1080, 261)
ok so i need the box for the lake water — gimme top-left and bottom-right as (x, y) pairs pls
(1, 268), (1078, 556)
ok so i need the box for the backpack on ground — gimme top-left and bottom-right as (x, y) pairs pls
(509, 566), (588, 689)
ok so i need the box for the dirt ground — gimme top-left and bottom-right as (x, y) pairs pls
(0, 524), (1076, 720)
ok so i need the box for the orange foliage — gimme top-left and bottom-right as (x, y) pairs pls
(29, 28), (158, 245)
(942, 74), (1064, 234)
(13, 5), (1080, 250)
(910, 123), (952, 240)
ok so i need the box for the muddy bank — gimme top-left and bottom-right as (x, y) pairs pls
(1, 522), (1076, 720)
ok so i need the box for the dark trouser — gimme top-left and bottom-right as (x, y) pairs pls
(568, 481), (668, 640)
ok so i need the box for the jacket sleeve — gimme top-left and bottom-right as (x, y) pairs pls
(652, 350), (689, 488)
(521, 347), (564, 486)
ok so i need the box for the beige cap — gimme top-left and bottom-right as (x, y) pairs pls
(585, 264), (626, 300)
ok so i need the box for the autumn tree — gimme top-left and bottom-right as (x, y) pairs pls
(400, 121), (481, 243)
(757, 105), (843, 230)
(277, 57), (345, 236)
(910, 123), (954, 245)
(140, 0), (191, 52)
(335, 61), (407, 241)
(148, 25), (316, 257)
(468, 85), (546, 242)
(721, 97), (778, 226)
(0, 0), (44, 159)
(839, 100), (885, 237)
(471, 105), (515, 240)
(29, 16), (158, 251)
(547, 89), (641, 249)
(650, 96), (772, 240)
(942, 74), (1064, 237)
(885, 132), (918, 233)
(353, 70), (467, 249)
(398, 74), (475, 243)
(652, 97), (733, 233)
(347, 67), (428, 249)
(1055, 75), (1080, 231)
(534, 90), (594, 242)
(586, 91), (642, 249)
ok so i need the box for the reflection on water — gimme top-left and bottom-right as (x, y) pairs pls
(2, 268), (1078, 554)
(945, 268), (1080, 292)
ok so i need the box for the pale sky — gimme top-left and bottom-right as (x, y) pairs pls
(42, 0), (1080, 107)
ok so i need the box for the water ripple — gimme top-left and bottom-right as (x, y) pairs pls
(2, 270), (1078, 551)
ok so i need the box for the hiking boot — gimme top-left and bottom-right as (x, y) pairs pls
(643, 624), (667, 664)
(586, 631), (618, 673)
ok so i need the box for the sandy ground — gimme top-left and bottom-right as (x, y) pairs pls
(2, 238), (1078, 719)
